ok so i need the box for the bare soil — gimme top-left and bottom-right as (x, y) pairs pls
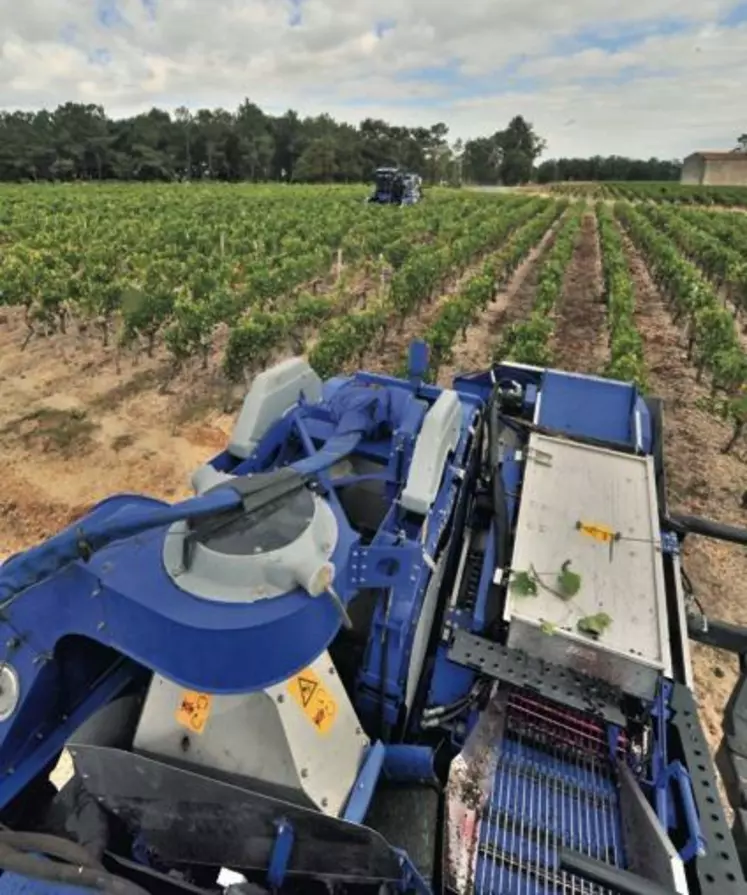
(0, 312), (234, 559)
(550, 211), (608, 373)
(622, 232), (747, 752)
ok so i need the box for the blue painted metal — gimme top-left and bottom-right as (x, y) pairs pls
(0, 346), (716, 894)
(664, 761), (707, 861)
(474, 735), (627, 894)
(408, 339), (429, 388)
(0, 366), (483, 811)
(536, 370), (640, 447)
(0, 375), (467, 806)
(353, 388), (480, 732)
(342, 741), (386, 824)
(0, 659), (140, 814)
(267, 818), (295, 889)
(0, 875), (89, 894)
(650, 682), (706, 862)
(472, 522), (495, 634)
(383, 745), (436, 783)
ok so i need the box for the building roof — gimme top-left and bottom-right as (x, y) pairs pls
(687, 151), (747, 162)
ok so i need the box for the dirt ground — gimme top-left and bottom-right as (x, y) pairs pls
(550, 211), (607, 373)
(0, 312), (234, 559)
(622, 232), (747, 751)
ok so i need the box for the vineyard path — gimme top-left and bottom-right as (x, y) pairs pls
(549, 210), (607, 373)
(437, 217), (562, 385)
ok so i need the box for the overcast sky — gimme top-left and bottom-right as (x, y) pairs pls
(1, 0), (745, 159)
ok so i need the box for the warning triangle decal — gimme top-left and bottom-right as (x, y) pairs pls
(298, 677), (317, 707)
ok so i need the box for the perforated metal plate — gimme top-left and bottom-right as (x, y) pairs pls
(448, 630), (627, 727)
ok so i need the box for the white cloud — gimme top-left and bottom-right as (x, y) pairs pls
(0, 0), (745, 157)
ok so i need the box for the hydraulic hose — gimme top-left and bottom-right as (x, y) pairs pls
(0, 841), (151, 895)
(667, 513), (747, 547)
(0, 828), (105, 870)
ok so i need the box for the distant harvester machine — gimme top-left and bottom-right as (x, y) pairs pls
(368, 166), (423, 205)
(0, 343), (746, 894)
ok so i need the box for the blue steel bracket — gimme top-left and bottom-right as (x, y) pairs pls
(267, 819), (295, 890)
(408, 340), (429, 388)
(342, 741), (386, 824)
(348, 544), (423, 589)
(665, 761), (707, 862)
(393, 848), (432, 895)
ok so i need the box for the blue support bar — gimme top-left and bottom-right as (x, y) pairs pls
(267, 819), (294, 889)
(408, 340), (429, 388)
(342, 741), (386, 824)
(665, 762), (707, 862)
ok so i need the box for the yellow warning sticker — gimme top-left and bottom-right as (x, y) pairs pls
(577, 521), (616, 543)
(175, 690), (212, 735)
(287, 667), (337, 736)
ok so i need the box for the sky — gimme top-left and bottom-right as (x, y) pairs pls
(0, 0), (745, 159)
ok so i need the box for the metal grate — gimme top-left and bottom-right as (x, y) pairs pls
(473, 692), (627, 895)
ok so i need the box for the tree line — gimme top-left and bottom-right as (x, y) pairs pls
(0, 99), (682, 184)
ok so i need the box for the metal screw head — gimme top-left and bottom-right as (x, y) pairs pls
(300, 768), (309, 779)
(321, 798), (328, 808)
(277, 694), (285, 703)
(0, 666), (20, 722)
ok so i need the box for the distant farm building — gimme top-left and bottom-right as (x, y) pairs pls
(681, 151), (747, 186)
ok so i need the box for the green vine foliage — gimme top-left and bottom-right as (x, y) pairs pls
(595, 202), (647, 391)
(494, 203), (585, 366)
(615, 201), (746, 449)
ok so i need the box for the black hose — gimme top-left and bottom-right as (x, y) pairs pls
(0, 841), (151, 895)
(667, 513), (747, 547)
(0, 828), (105, 870)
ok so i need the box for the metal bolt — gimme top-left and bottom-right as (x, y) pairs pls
(300, 768), (309, 779)
(355, 727), (362, 736)
(321, 798), (328, 808)
(277, 694), (285, 703)
(328, 667), (336, 676)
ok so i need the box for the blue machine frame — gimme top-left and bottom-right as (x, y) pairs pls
(0, 344), (743, 895)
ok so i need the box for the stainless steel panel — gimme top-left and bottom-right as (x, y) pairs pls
(506, 433), (672, 700)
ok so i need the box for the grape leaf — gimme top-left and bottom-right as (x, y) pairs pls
(511, 570), (538, 597)
(557, 559), (581, 599)
(577, 613), (612, 639)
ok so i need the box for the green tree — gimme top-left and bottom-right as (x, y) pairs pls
(495, 115), (546, 185)
(294, 135), (340, 182)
